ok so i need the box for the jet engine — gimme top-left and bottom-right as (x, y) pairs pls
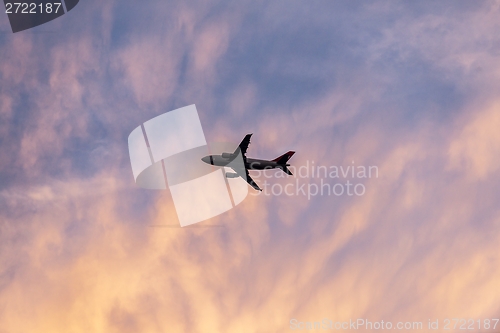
(221, 152), (235, 159)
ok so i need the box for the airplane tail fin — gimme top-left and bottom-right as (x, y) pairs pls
(272, 151), (295, 164)
(273, 151), (295, 175)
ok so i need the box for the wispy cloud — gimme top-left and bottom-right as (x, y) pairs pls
(1, 0), (500, 332)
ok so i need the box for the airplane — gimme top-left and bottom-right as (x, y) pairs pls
(201, 134), (295, 191)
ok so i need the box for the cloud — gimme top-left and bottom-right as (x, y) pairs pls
(2, 0), (500, 332)
(448, 102), (500, 180)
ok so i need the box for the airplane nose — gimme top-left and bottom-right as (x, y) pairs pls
(201, 156), (211, 164)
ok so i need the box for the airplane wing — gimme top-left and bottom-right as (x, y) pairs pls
(234, 133), (252, 157)
(230, 134), (261, 190)
(244, 172), (262, 191)
(230, 165), (262, 191)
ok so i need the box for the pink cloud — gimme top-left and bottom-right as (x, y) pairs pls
(2, 1), (500, 332)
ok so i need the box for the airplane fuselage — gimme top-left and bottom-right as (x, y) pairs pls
(200, 134), (295, 191)
(202, 155), (281, 170)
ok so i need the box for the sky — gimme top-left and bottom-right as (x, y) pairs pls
(1, 0), (500, 332)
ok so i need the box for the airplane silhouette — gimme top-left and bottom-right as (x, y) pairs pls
(202, 134), (295, 191)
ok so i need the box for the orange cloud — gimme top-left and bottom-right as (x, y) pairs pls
(3, 1), (500, 332)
